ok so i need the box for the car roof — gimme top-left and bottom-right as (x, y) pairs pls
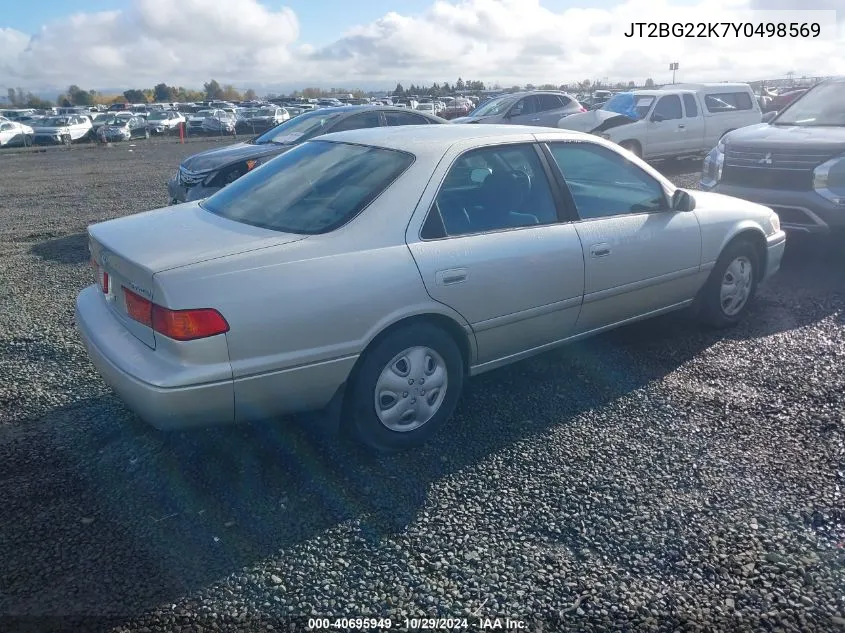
(319, 124), (591, 155)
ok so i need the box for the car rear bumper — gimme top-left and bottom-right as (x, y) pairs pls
(702, 183), (845, 234)
(75, 286), (235, 430)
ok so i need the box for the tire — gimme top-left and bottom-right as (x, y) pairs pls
(23, 135), (32, 147)
(144, 129), (150, 140)
(62, 134), (72, 146)
(345, 323), (464, 452)
(698, 239), (759, 328)
(620, 140), (641, 159)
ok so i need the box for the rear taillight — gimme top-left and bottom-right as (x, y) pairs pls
(123, 287), (229, 341)
(579, 106), (587, 112)
(90, 258), (109, 294)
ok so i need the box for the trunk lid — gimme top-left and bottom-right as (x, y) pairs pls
(88, 202), (307, 349)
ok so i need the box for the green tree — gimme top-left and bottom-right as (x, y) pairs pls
(66, 85), (93, 106)
(393, 83), (405, 96)
(455, 77), (465, 91)
(221, 84), (242, 101)
(244, 88), (257, 100)
(122, 89), (147, 103)
(203, 79), (224, 100)
(153, 83), (176, 102)
(644, 77), (655, 87)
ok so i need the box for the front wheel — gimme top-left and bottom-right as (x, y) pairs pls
(698, 239), (759, 328)
(345, 323), (464, 452)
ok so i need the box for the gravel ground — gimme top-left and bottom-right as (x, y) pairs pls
(0, 138), (843, 633)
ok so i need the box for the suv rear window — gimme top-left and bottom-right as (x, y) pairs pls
(201, 141), (414, 234)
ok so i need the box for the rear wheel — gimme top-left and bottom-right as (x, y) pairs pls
(698, 239), (759, 328)
(345, 323), (464, 452)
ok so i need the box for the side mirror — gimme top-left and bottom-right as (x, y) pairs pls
(762, 110), (778, 123)
(671, 189), (696, 212)
(651, 112), (665, 123)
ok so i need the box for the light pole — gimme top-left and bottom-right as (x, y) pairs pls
(669, 62), (679, 84)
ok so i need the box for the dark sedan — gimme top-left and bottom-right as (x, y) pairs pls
(167, 106), (447, 204)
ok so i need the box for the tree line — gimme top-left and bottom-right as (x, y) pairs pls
(4, 76), (659, 110)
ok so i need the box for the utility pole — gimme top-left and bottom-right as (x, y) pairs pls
(669, 62), (679, 84)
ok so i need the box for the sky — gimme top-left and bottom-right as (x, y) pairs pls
(0, 0), (842, 96)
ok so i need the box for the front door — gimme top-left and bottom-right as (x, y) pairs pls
(543, 140), (702, 332)
(646, 94), (687, 157)
(406, 141), (585, 367)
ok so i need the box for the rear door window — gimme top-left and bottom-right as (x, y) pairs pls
(385, 111), (431, 126)
(330, 111), (382, 132)
(682, 94), (698, 117)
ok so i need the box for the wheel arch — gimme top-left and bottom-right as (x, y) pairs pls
(718, 225), (768, 281)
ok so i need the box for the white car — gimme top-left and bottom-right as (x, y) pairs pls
(416, 103), (439, 115)
(146, 110), (186, 134)
(0, 119), (34, 147)
(32, 115), (93, 145)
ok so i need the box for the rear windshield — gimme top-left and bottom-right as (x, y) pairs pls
(201, 141), (414, 234)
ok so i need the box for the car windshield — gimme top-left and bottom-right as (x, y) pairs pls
(201, 140), (414, 234)
(105, 117), (129, 125)
(253, 110), (343, 145)
(240, 109), (258, 117)
(602, 93), (654, 120)
(772, 82), (845, 126)
(258, 108), (277, 116)
(468, 95), (515, 117)
(197, 110), (215, 117)
(40, 117), (69, 126)
(148, 112), (168, 120)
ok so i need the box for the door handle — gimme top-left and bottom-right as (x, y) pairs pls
(678, 124), (686, 129)
(435, 268), (468, 285)
(590, 244), (611, 258)
(531, 118), (540, 121)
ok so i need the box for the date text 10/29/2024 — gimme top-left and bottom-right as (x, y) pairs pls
(306, 617), (529, 630)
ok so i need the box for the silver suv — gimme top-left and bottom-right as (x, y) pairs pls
(452, 91), (585, 127)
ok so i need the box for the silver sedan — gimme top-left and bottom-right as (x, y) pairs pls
(76, 125), (786, 451)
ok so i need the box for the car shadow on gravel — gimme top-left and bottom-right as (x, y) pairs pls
(29, 232), (89, 265)
(2, 237), (842, 624)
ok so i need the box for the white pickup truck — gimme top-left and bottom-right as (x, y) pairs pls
(557, 83), (763, 160)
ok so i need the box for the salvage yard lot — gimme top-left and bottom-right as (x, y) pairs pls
(1, 139), (844, 631)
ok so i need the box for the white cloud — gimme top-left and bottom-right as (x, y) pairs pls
(0, 0), (842, 94)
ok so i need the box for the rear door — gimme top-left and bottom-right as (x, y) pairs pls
(536, 94), (570, 126)
(405, 140), (584, 367)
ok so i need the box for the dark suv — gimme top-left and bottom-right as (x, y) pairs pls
(700, 78), (845, 235)
(167, 106), (446, 204)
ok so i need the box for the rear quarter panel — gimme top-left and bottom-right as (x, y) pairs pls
(153, 152), (472, 416)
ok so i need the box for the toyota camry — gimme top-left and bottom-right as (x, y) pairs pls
(77, 125), (786, 451)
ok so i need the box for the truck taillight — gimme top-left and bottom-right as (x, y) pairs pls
(123, 287), (229, 341)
